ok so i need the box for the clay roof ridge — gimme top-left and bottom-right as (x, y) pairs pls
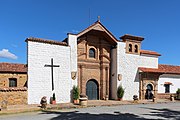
(76, 20), (118, 42)
(25, 37), (68, 46)
(120, 34), (144, 41)
(139, 64), (180, 75)
(159, 64), (180, 67)
(140, 50), (161, 56)
(0, 62), (26, 65)
(0, 62), (27, 73)
(76, 20), (100, 36)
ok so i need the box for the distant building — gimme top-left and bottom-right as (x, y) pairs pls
(139, 64), (180, 99)
(0, 63), (27, 105)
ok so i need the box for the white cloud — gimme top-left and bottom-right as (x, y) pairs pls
(0, 49), (18, 60)
(72, 29), (79, 33)
(11, 44), (18, 48)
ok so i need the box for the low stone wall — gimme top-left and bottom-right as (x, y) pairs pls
(0, 87), (27, 105)
(157, 93), (176, 99)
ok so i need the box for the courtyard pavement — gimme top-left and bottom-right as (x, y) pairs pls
(0, 99), (179, 115)
(0, 102), (180, 120)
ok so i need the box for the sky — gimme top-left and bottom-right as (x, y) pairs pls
(0, 0), (179, 65)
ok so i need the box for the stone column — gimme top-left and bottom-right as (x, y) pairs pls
(100, 65), (104, 99)
(105, 67), (109, 98)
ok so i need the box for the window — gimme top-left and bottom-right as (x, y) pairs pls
(164, 84), (170, 93)
(89, 48), (95, 58)
(135, 45), (138, 53)
(129, 44), (132, 52)
(9, 78), (17, 87)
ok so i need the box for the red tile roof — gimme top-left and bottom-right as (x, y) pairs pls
(164, 82), (172, 85)
(139, 64), (180, 75)
(0, 63), (27, 73)
(25, 37), (68, 46)
(140, 50), (161, 56)
(120, 34), (144, 41)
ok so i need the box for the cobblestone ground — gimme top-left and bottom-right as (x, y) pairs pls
(0, 102), (180, 120)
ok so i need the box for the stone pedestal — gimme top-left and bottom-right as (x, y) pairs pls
(170, 96), (174, 101)
(153, 98), (157, 103)
(79, 98), (87, 107)
(133, 100), (138, 103)
(105, 95), (108, 101)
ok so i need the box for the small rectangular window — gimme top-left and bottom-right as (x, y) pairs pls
(9, 78), (17, 87)
(164, 84), (170, 93)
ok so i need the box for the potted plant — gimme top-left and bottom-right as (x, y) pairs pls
(117, 85), (125, 101)
(73, 85), (79, 104)
(176, 88), (180, 100)
(50, 93), (56, 104)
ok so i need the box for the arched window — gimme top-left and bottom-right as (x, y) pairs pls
(89, 48), (95, 58)
(129, 44), (132, 52)
(135, 45), (138, 53)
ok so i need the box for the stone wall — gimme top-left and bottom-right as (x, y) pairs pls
(157, 93), (175, 99)
(0, 73), (27, 88)
(0, 73), (27, 105)
(0, 88), (27, 105)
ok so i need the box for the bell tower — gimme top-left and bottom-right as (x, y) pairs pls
(120, 34), (144, 55)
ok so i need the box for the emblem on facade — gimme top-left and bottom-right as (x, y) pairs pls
(118, 74), (122, 81)
(71, 72), (77, 80)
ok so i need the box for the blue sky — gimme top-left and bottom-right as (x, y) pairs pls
(0, 0), (179, 65)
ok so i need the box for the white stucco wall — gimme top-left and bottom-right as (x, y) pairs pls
(68, 34), (78, 87)
(27, 41), (75, 104)
(158, 74), (180, 93)
(111, 42), (159, 100)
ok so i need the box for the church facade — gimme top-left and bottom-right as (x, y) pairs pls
(26, 21), (180, 104)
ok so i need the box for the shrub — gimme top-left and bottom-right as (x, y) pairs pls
(176, 88), (180, 94)
(117, 85), (125, 98)
(73, 85), (79, 100)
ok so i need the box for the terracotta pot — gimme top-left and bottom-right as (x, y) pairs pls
(73, 99), (79, 104)
(52, 100), (56, 104)
(118, 98), (122, 101)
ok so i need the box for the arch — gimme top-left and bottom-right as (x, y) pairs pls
(129, 44), (132, 52)
(89, 48), (95, 58)
(86, 79), (99, 100)
(145, 84), (154, 99)
(147, 84), (153, 90)
(134, 44), (138, 53)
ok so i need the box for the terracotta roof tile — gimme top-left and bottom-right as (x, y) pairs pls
(0, 63), (27, 73)
(139, 64), (180, 75)
(25, 37), (68, 46)
(120, 34), (144, 41)
(140, 50), (161, 56)
(164, 82), (172, 85)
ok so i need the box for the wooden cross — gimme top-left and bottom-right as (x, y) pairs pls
(44, 58), (60, 91)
